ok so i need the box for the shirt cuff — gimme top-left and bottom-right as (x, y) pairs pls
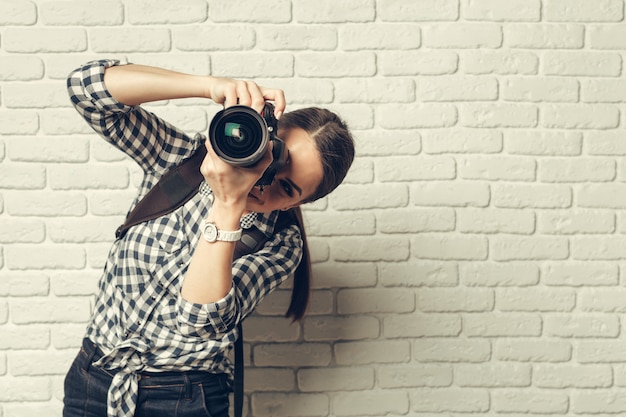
(176, 286), (237, 337)
(79, 59), (133, 114)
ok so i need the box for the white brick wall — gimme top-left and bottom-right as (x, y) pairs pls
(1, 0), (625, 416)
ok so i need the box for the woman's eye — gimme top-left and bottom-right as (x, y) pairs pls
(280, 180), (293, 197)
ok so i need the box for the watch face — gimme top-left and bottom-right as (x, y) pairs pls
(203, 222), (218, 242)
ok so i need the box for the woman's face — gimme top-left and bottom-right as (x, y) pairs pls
(245, 127), (323, 213)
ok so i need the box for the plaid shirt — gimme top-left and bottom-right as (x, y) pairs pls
(67, 60), (302, 417)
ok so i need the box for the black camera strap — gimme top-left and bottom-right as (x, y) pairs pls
(113, 141), (292, 417)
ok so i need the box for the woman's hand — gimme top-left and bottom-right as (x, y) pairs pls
(206, 76), (286, 119)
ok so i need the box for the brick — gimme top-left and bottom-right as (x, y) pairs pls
(378, 207), (455, 233)
(0, 219), (45, 243)
(0, 164), (45, 189)
(0, 1), (36, 24)
(462, 50), (538, 75)
(378, 364), (452, 388)
(294, 0), (375, 23)
(40, 0), (124, 25)
(333, 236), (409, 262)
(298, 367), (374, 391)
(539, 210), (615, 235)
(542, 262), (618, 287)
(87, 242), (113, 269)
(41, 109), (96, 135)
(384, 314), (461, 338)
(210, 53), (293, 78)
(0, 325), (50, 349)
(422, 129), (502, 154)
(546, 315), (620, 338)
(340, 24), (420, 50)
(242, 317), (299, 342)
(252, 393), (329, 417)
(335, 340), (410, 365)
(504, 24), (584, 48)
(416, 76), (498, 101)
(305, 211), (375, 236)
(379, 51), (458, 75)
(0, 377), (51, 401)
(4, 28), (87, 53)
(380, 261), (459, 288)
(580, 289), (626, 312)
(331, 184), (408, 210)
(505, 130), (582, 156)
(379, 104), (457, 129)
(411, 181), (490, 208)
(296, 52), (375, 77)
(6, 191), (87, 217)
(464, 0), (540, 21)
(492, 183), (571, 209)
(0, 56), (44, 81)
(311, 262), (377, 288)
(246, 368), (295, 392)
(464, 314), (542, 336)
(7, 137), (89, 163)
(572, 236), (626, 260)
(460, 103), (538, 128)
(410, 388), (489, 413)
(52, 323), (88, 349)
(378, 0), (459, 21)
(343, 158), (374, 184)
(456, 363), (531, 387)
(502, 77), (579, 102)
(333, 390), (409, 416)
(423, 23), (502, 48)
(537, 364), (612, 388)
(0, 111), (39, 135)
(540, 158), (615, 182)
(0, 273), (49, 296)
(378, 156), (455, 181)
(48, 165), (129, 190)
(88, 191), (136, 216)
(90, 28), (170, 53)
(5, 245), (85, 270)
(578, 341), (626, 363)
(578, 184), (626, 209)
(543, 104), (619, 129)
(417, 288), (493, 312)
(543, 51), (622, 76)
(588, 24), (626, 49)
(499, 288), (576, 312)
(253, 343), (331, 367)
(461, 262), (539, 287)
(414, 338), (490, 362)
(11, 297), (90, 324)
(174, 26), (255, 51)
(258, 26), (337, 51)
(458, 208), (534, 234)
(306, 239), (329, 263)
(50, 272), (99, 297)
(491, 236), (569, 261)
(412, 234), (488, 261)
(459, 156), (536, 181)
(326, 104), (374, 130)
(257, 78), (334, 104)
(10, 350), (76, 376)
(337, 289), (414, 314)
(495, 339), (572, 362)
(47, 216), (121, 243)
(335, 78), (415, 103)
(0, 301), (7, 324)
(127, 0), (206, 23)
(493, 390), (569, 413)
(583, 79), (626, 103)
(544, 0), (624, 22)
(573, 390), (626, 414)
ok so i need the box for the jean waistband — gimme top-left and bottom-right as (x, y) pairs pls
(81, 338), (224, 386)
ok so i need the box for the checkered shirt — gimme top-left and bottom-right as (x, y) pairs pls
(67, 60), (303, 417)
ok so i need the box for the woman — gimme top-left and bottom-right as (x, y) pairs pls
(63, 60), (355, 417)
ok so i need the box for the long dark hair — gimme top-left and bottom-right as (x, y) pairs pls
(279, 108), (355, 321)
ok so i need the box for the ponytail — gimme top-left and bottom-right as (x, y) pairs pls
(282, 207), (311, 321)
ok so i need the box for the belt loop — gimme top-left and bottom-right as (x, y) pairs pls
(80, 339), (98, 373)
(183, 374), (192, 400)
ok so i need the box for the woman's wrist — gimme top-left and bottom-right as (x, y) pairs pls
(207, 200), (246, 231)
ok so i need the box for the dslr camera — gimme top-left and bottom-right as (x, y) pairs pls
(208, 102), (287, 187)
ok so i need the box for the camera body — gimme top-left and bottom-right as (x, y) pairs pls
(208, 103), (287, 187)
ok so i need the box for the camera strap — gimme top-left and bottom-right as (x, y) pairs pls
(113, 140), (292, 417)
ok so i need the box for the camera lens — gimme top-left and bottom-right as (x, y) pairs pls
(209, 106), (269, 167)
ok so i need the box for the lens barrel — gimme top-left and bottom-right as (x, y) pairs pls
(208, 105), (269, 167)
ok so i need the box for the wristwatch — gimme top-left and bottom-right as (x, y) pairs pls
(202, 221), (242, 243)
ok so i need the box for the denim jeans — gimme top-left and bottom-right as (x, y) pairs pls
(63, 338), (230, 417)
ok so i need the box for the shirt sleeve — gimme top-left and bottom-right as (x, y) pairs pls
(66, 59), (195, 174)
(175, 223), (303, 338)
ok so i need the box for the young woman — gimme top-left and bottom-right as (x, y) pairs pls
(63, 60), (355, 417)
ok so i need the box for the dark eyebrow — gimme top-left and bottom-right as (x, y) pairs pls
(285, 177), (302, 197)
